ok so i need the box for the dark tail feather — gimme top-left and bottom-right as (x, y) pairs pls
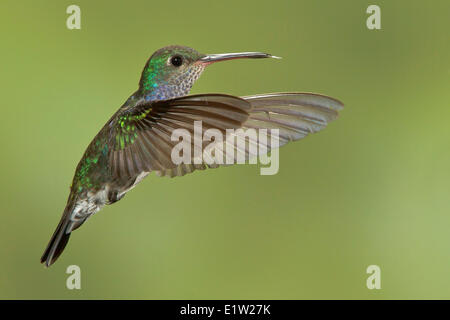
(40, 213), (72, 267)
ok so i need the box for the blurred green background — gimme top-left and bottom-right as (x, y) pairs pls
(0, 0), (449, 299)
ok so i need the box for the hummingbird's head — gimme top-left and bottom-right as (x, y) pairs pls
(139, 45), (279, 101)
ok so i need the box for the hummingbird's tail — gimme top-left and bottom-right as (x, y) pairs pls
(40, 209), (72, 267)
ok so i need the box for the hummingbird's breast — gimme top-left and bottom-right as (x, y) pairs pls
(142, 64), (206, 101)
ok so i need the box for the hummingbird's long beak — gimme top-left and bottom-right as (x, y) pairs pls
(199, 52), (281, 64)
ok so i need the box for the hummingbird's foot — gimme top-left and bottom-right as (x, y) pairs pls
(107, 190), (125, 204)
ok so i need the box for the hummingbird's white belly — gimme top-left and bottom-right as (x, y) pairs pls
(69, 186), (110, 231)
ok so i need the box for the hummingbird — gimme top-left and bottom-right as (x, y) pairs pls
(41, 45), (343, 267)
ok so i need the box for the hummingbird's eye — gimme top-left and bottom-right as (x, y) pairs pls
(170, 55), (183, 67)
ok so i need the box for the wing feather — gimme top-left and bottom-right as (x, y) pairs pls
(108, 92), (343, 180)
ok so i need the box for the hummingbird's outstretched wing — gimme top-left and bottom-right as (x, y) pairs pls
(109, 93), (343, 180)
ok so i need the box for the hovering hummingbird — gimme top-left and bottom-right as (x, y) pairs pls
(41, 45), (343, 267)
